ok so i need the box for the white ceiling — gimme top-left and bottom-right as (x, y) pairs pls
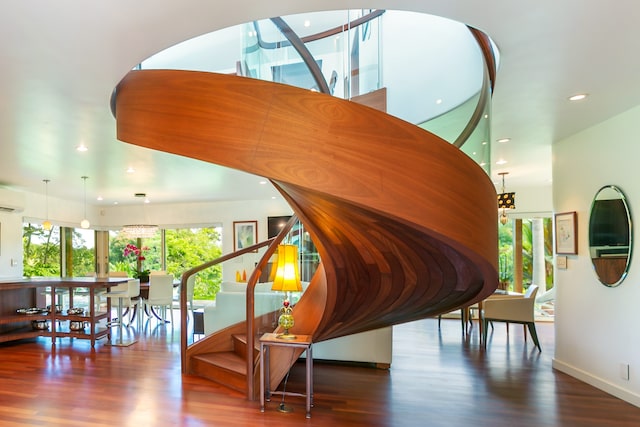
(2, 1), (640, 208)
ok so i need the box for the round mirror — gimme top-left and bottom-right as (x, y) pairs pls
(588, 185), (632, 287)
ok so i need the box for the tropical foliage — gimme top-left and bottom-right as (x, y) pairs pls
(23, 224), (94, 277)
(498, 217), (554, 291)
(109, 228), (222, 300)
(23, 224), (223, 300)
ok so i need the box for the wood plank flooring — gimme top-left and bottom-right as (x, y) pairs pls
(0, 317), (639, 426)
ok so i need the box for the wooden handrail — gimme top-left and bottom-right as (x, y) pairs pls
(453, 25), (499, 148)
(179, 237), (276, 373)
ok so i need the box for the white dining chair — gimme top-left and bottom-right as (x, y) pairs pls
(482, 285), (541, 351)
(142, 274), (175, 324)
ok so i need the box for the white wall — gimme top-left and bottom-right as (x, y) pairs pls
(553, 104), (640, 406)
(0, 211), (25, 279)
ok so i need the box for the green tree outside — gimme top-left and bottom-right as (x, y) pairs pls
(498, 218), (554, 292)
(109, 228), (222, 300)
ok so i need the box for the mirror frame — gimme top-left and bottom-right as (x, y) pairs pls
(588, 185), (633, 287)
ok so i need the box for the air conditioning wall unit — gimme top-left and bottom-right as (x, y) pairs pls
(0, 188), (25, 213)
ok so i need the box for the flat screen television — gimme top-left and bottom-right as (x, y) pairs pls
(589, 199), (629, 247)
(268, 216), (292, 239)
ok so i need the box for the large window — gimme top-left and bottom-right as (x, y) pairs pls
(23, 223), (95, 278)
(108, 227), (223, 300)
(24, 224), (223, 302)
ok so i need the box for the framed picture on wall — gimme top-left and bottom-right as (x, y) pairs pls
(233, 220), (258, 252)
(555, 211), (577, 254)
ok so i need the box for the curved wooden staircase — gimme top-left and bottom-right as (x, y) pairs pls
(114, 70), (498, 399)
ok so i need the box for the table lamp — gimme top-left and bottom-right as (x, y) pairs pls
(271, 244), (303, 340)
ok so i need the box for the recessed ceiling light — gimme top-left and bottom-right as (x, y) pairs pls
(259, 180), (267, 185)
(304, 20), (311, 27)
(76, 144), (88, 152)
(568, 93), (588, 101)
(496, 159), (507, 165)
(482, 141), (488, 145)
(96, 196), (103, 201)
(497, 138), (511, 143)
(435, 99), (443, 105)
(127, 167), (135, 173)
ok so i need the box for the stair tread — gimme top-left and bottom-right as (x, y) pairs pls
(193, 351), (247, 375)
(232, 334), (261, 350)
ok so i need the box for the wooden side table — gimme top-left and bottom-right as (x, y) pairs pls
(259, 332), (313, 418)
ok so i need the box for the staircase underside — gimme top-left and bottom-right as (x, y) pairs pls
(115, 70), (499, 393)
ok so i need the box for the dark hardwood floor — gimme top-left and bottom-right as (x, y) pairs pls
(0, 316), (639, 426)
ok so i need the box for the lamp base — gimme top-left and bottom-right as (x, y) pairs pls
(276, 331), (297, 340)
(277, 403), (294, 413)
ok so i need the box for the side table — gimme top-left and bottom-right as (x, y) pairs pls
(259, 332), (313, 418)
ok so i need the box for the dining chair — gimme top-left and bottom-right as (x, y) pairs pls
(437, 309), (467, 332)
(142, 274), (175, 323)
(482, 285), (541, 351)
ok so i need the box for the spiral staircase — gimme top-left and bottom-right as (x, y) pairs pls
(114, 64), (498, 398)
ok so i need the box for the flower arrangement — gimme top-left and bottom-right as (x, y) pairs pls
(123, 243), (150, 281)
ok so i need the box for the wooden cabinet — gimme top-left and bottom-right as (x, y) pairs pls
(0, 278), (125, 347)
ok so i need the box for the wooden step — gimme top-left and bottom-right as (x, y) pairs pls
(190, 351), (247, 393)
(231, 334), (260, 360)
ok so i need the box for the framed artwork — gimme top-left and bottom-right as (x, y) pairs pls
(233, 220), (258, 252)
(555, 211), (577, 254)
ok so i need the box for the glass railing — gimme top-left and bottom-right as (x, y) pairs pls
(196, 218), (316, 338)
(139, 9), (497, 172)
(241, 9), (382, 98)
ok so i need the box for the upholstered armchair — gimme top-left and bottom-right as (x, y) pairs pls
(482, 285), (541, 351)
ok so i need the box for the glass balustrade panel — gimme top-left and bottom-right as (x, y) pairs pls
(141, 9), (496, 173)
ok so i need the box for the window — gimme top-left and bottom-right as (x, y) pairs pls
(23, 223), (95, 278)
(108, 227), (223, 300)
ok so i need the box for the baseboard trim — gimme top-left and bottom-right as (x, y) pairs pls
(552, 358), (640, 407)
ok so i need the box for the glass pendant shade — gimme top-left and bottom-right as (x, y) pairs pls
(42, 179), (52, 231)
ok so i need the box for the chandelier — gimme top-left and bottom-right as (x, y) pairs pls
(121, 224), (158, 239)
(121, 192), (158, 238)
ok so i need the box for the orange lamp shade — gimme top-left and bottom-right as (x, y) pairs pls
(271, 244), (302, 292)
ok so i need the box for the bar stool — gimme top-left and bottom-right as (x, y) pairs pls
(106, 279), (140, 346)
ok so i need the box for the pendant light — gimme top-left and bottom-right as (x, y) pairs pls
(497, 172), (515, 225)
(42, 179), (52, 231)
(80, 176), (90, 229)
(121, 193), (158, 238)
